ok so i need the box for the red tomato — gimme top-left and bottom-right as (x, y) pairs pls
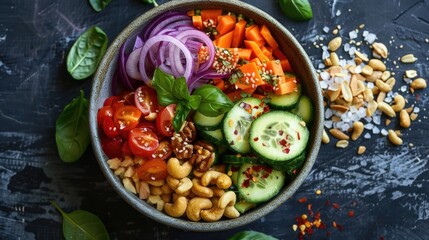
(151, 141), (172, 160)
(102, 116), (120, 138)
(103, 96), (119, 107)
(97, 106), (114, 127)
(120, 91), (136, 106)
(114, 106), (142, 131)
(128, 128), (159, 158)
(134, 86), (158, 116)
(156, 104), (176, 137)
(101, 137), (123, 159)
(122, 141), (132, 158)
(136, 159), (168, 181)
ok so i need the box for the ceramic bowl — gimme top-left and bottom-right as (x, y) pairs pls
(89, 0), (323, 232)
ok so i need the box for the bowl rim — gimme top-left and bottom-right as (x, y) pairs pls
(89, 0), (323, 232)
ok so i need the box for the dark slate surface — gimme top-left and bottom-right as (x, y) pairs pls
(1, 0), (428, 239)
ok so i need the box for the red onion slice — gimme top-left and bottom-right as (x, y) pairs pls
(125, 47), (143, 80)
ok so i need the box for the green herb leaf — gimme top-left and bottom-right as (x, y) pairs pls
(189, 95), (202, 110)
(55, 90), (90, 163)
(89, 0), (112, 12)
(152, 68), (178, 106)
(279, 0), (313, 21)
(51, 201), (110, 240)
(173, 77), (191, 101)
(173, 103), (191, 132)
(67, 26), (108, 80)
(193, 84), (234, 117)
(228, 230), (278, 240)
(142, 0), (158, 7)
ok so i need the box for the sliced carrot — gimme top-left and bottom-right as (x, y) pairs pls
(280, 59), (294, 72)
(231, 20), (247, 48)
(275, 79), (297, 95)
(236, 48), (252, 60)
(235, 62), (264, 90)
(244, 40), (270, 62)
(260, 25), (279, 50)
(213, 31), (234, 48)
(272, 48), (287, 60)
(216, 15), (236, 36)
(245, 25), (266, 47)
(249, 58), (262, 66)
(201, 9), (223, 23)
(251, 93), (267, 100)
(261, 46), (274, 60)
(213, 78), (226, 91)
(192, 15), (203, 30)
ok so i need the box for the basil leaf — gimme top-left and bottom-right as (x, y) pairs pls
(152, 68), (178, 106)
(193, 84), (234, 117)
(89, 0), (112, 12)
(51, 201), (110, 240)
(279, 0), (313, 21)
(173, 103), (191, 132)
(67, 26), (108, 80)
(55, 90), (89, 163)
(228, 231), (278, 240)
(142, 0), (158, 7)
(173, 77), (191, 101)
(189, 95), (202, 110)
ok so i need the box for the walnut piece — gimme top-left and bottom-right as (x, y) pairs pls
(189, 141), (216, 172)
(172, 121), (197, 159)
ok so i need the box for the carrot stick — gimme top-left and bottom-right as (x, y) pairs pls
(245, 25), (266, 47)
(231, 20), (247, 48)
(201, 9), (222, 23)
(213, 31), (234, 48)
(260, 25), (279, 50)
(216, 15), (236, 36)
(192, 15), (203, 30)
(244, 40), (270, 62)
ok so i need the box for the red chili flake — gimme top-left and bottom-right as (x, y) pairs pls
(253, 137), (259, 141)
(279, 130), (284, 136)
(283, 148), (290, 154)
(348, 210), (355, 217)
(297, 131), (301, 140)
(332, 203), (340, 209)
(253, 105), (259, 109)
(262, 172), (270, 178)
(252, 165), (262, 171)
(298, 197), (307, 203)
(279, 139), (287, 146)
(241, 179), (250, 188)
(230, 141), (235, 146)
(263, 105), (270, 112)
(234, 130), (238, 135)
(262, 165), (273, 173)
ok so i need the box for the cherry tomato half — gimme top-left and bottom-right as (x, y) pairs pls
(151, 140), (172, 160)
(128, 127), (159, 158)
(136, 159), (168, 181)
(97, 106), (114, 127)
(156, 104), (176, 137)
(103, 96), (119, 107)
(120, 91), (136, 106)
(101, 137), (123, 159)
(134, 86), (158, 117)
(114, 105), (142, 131)
(102, 116), (120, 139)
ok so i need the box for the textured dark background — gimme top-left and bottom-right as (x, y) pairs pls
(0, 0), (428, 239)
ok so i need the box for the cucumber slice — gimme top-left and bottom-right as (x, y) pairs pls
(249, 111), (309, 168)
(200, 129), (224, 146)
(193, 111), (224, 131)
(237, 163), (285, 203)
(222, 97), (266, 154)
(267, 83), (302, 110)
(291, 94), (314, 124)
(234, 200), (257, 214)
(222, 155), (260, 165)
(226, 164), (240, 186)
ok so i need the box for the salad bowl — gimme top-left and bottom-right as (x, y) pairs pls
(89, 0), (323, 231)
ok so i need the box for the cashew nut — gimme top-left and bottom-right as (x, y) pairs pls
(211, 186), (226, 197)
(186, 197), (213, 221)
(218, 191), (237, 208)
(164, 196), (188, 218)
(391, 95), (405, 112)
(201, 171), (232, 189)
(201, 207), (225, 222)
(166, 176), (179, 189)
(224, 206), (240, 219)
(149, 185), (163, 196)
(399, 110), (411, 128)
(191, 178), (213, 198)
(161, 183), (174, 194)
(147, 179), (165, 187)
(167, 158), (193, 179)
(175, 177), (193, 195)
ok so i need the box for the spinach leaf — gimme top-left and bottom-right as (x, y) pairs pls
(67, 26), (108, 80)
(173, 103), (191, 133)
(228, 231), (278, 240)
(279, 0), (313, 21)
(189, 95), (202, 110)
(193, 84), (234, 117)
(89, 0), (112, 12)
(51, 201), (110, 240)
(152, 68), (178, 106)
(173, 77), (191, 101)
(55, 90), (90, 163)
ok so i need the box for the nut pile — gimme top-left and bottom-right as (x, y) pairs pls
(315, 25), (426, 153)
(106, 121), (240, 222)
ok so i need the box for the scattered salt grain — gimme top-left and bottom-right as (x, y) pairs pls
(336, 10), (341, 16)
(320, 71), (330, 80)
(318, 63), (326, 69)
(349, 30), (358, 39)
(367, 82), (375, 89)
(362, 31), (369, 37)
(324, 120), (333, 129)
(381, 129), (389, 136)
(323, 26), (330, 33)
(364, 133), (371, 139)
(414, 107), (420, 113)
(400, 85), (408, 92)
(364, 33), (377, 44)
(344, 43), (350, 52)
(364, 123), (374, 130)
(372, 126), (380, 134)
(385, 96), (392, 103)
(373, 115), (381, 125)
(325, 108), (333, 119)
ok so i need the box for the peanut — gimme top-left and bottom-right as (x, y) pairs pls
(375, 79), (392, 93)
(378, 102), (396, 117)
(391, 95), (405, 112)
(328, 37), (342, 51)
(387, 130), (403, 146)
(372, 42), (388, 58)
(400, 54), (417, 63)
(322, 129), (330, 144)
(368, 59), (386, 71)
(351, 121), (364, 141)
(329, 128), (350, 140)
(336, 140), (349, 148)
(410, 78), (427, 90)
(357, 146), (366, 155)
(399, 110), (411, 128)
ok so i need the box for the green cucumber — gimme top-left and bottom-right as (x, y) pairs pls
(222, 97), (266, 154)
(221, 155), (260, 165)
(226, 164), (240, 186)
(200, 129), (224, 146)
(193, 111), (224, 131)
(234, 200), (257, 214)
(249, 111), (309, 169)
(237, 163), (286, 203)
(267, 83), (302, 110)
(291, 94), (314, 124)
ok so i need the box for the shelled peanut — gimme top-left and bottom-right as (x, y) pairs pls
(317, 26), (426, 151)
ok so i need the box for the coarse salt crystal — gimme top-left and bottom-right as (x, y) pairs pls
(404, 78), (412, 83)
(349, 30), (358, 39)
(324, 120), (333, 129)
(373, 115), (381, 125)
(318, 63), (326, 69)
(344, 43), (350, 51)
(372, 126), (380, 134)
(381, 129), (388, 136)
(322, 49), (330, 59)
(348, 46), (356, 56)
(364, 133), (371, 139)
(323, 26), (329, 33)
(355, 65), (362, 74)
(365, 123), (374, 130)
(414, 107), (420, 113)
(336, 10), (341, 16)
(362, 31), (369, 37)
(367, 82), (375, 89)
(385, 96), (392, 103)
(320, 81), (328, 89)
(320, 71), (330, 80)
(341, 123), (350, 131)
(400, 85), (408, 92)
(365, 33), (377, 44)
(325, 108), (333, 119)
